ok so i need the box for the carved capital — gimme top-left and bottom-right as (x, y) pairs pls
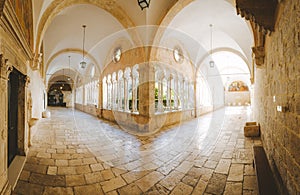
(0, 53), (13, 79)
(252, 46), (265, 66)
(25, 76), (30, 87)
(31, 53), (43, 70)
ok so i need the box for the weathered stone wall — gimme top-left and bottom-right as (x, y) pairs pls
(254, 0), (300, 194)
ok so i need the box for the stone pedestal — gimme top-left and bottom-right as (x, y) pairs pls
(244, 122), (260, 137)
(42, 110), (51, 118)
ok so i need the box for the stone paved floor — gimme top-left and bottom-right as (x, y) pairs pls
(13, 106), (261, 195)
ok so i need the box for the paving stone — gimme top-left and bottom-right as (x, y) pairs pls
(69, 159), (83, 166)
(101, 176), (127, 193)
(52, 153), (71, 160)
(23, 163), (47, 174)
(58, 166), (76, 175)
(204, 160), (218, 169)
(170, 182), (193, 195)
(47, 166), (57, 175)
(14, 180), (44, 195)
(37, 152), (52, 159)
(90, 163), (104, 172)
(29, 173), (65, 186)
(121, 170), (150, 184)
(227, 164), (244, 181)
(43, 187), (74, 195)
(244, 164), (255, 175)
(192, 178), (208, 195)
(117, 183), (143, 195)
(182, 175), (198, 187)
(101, 169), (115, 180)
(223, 182), (243, 195)
(56, 159), (69, 166)
(215, 159), (231, 174)
(82, 157), (97, 165)
(159, 170), (185, 191)
(39, 158), (55, 166)
(111, 167), (127, 176)
(66, 174), (86, 186)
(74, 183), (103, 195)
(175, 161), (193, 174)
(75, 165), (91, 174)
(135, 171), (164, 192)
(84, 172), (104, 184)
(19, 170), (31, 181)
(205, 173), (227, 194)
(243, 175), (257, 190)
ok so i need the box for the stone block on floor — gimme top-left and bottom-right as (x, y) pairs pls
(244, 122), (260, 137)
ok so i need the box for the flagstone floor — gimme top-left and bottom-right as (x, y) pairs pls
(13, 106), (260, 195)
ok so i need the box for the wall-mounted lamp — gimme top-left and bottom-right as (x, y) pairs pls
(138, 0), (150, 10)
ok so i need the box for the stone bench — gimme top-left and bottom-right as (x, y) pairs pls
(253, 146), (279, 195)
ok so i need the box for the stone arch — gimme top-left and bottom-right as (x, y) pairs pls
(45, 48), (100, 75)
(35, 0), (142, 55)
(195, 47), (251, 76)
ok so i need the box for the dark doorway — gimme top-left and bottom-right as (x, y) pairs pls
(8, 70), (19, 166)
(7, 69), (25, 166)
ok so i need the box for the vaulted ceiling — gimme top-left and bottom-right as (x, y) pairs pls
(31, 0), (254, 89)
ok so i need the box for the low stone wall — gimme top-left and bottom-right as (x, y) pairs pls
(225, 91), (250, 106)
(100, 109), (195, 135)
(75, 103), (97, 117)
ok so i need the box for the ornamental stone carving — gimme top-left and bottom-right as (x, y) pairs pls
(252, 46), (265, 66)
(0, 54), (13, 80)
(31, 53), (43, 70)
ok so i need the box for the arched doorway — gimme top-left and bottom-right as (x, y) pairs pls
(48, 81), (72, 107)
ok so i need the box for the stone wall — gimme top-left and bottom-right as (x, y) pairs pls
(254, 0), (300, 194)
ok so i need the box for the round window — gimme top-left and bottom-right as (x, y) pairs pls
(173, 47), (183, 63)
(113, 47), (122, 63)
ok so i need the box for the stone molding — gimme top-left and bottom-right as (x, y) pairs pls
(236, 0), (279, 68)
(2, 0), (33, 61)
(252, 46), (265, 66)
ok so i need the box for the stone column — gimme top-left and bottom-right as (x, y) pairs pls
(157, 74), (164, 112)
(181, 78), (185, 110)
(174, 77), (178, 110)
(97, 80), (102, 117)
(107, 79), (111, 110)
(132, 76), (138, 112)
(138, 62), (155, 118)
(166, 74), (172, 111)
(124, 77), (129, 111)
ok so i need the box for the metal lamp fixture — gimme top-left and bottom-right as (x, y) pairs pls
(209, 24), (215, 68)
(138, 0), (150, 10)
(68, 56), (71, 81)
(80, 25), (87, 69)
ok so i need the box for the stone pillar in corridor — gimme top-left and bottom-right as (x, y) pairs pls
(97, 80), (103, 117)
(137, 59), (155, 131)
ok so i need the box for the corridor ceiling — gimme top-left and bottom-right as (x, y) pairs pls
(32, 0), (253, 87)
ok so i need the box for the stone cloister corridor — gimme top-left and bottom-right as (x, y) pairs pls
(13, 106), (260, 195)
(0, 0), (299, 194)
